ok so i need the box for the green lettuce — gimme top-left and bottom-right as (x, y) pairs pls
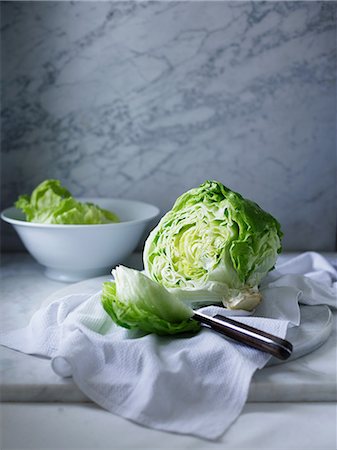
(144, 180), (282, 311)
(15, 179), (119, 224)
(101, 265), (200, 335)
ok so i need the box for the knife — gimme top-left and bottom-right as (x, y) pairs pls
(193, 311), (293, 360)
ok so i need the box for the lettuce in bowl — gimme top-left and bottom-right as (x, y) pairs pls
(15, 179), (119, 224)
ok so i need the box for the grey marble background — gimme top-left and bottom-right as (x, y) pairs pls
(1, 1), (336, 252)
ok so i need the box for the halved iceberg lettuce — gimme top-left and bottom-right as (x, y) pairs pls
(144, 180), (282, 310)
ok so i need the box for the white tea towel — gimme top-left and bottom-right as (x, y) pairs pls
(1, 252), (336, 440)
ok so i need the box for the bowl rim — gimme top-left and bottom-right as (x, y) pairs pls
(1, 197), (160, 229)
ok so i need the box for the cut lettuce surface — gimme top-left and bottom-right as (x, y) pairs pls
(144, 180), (282, 311)
(101, 266), (200, 335)
(15, 179), (119, 224)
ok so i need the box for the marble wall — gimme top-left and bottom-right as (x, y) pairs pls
(1, 1), (336, 251)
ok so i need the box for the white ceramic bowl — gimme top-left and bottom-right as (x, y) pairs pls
(1, 198), (159, 282)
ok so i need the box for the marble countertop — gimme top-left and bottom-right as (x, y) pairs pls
(2, 401), (336, 450)
(1, 252), (336, 404)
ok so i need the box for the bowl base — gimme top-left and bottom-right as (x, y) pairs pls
(44, 267), (111, 283)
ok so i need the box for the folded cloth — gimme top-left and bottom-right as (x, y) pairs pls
(1, 252), (336, 440)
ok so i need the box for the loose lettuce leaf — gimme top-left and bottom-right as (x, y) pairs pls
(144, 180), (282, 310)
(15, 179), (119, 224)
(101, 266), (200, 335)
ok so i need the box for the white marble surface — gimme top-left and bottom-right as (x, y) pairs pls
(1, 252), (336, 404)
(2, 402), (336, 450)
(1, 1), (337, 252)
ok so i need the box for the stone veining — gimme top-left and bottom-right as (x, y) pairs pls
(1, 1), (336, 250)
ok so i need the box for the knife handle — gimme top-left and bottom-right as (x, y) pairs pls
(193, 312), (292, 360)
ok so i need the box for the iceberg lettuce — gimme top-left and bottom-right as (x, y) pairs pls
(144, 180), (282, 311)
(101, 266), (200, 335)
(15, 179), (119, 224)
